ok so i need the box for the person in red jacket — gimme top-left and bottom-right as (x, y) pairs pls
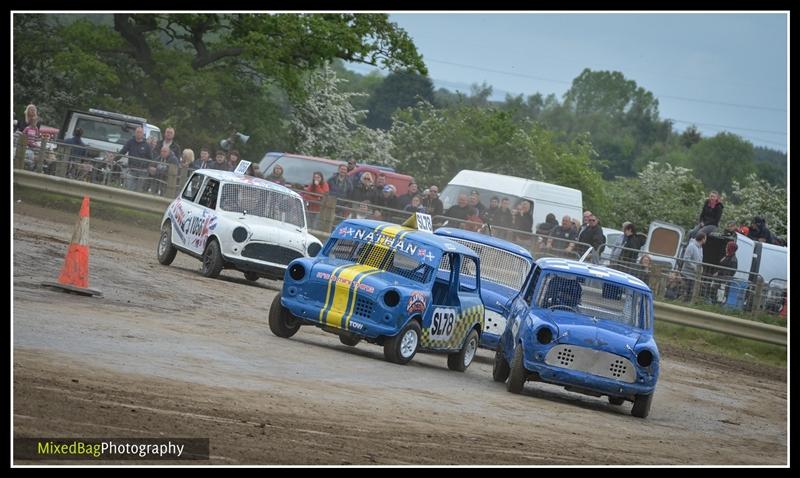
(303, 171), (329, 230)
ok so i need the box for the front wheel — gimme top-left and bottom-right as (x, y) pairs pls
(384, 321), (421, 365)
(608, 396), (625, 406)
(268, 293), (300, 338)
(157, 221), (177, 265)
(244, 271), (259, 282)
(492, 342), (511, 382)
(201, 240), (224, 278)
(506, 344), (527, 394)
(447, 329), (479, 372)
(631, 393), (653, 418)
(339, 334), (361, 347)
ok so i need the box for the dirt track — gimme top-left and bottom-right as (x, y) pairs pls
(13, 201), (788, 465)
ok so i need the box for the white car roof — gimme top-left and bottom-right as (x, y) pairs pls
(195, 169), (302, 200)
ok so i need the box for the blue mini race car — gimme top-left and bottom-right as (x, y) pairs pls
(434, 228), (533, 351)
(269, 219), (486, 371)
(495, 257), (660, 418)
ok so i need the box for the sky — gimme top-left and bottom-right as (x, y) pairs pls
(346, 12), (788, 153)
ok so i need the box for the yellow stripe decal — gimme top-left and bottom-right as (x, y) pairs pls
(342, 269), (383, 329)
(318, 263), (351, 324)
(325, 264), (375, 327)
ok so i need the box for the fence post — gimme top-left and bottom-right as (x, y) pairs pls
(651, 263), (665, 299)
(751, 276), (765, 317)
(166, 164), (178, 198)
(54, 147), (68, 178)
(34, 146), (44, 173)
(14, 133), (27, 170)
(318, 195), (338, 233)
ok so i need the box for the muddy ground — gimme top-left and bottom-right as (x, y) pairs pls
(12, 201), (787, 465)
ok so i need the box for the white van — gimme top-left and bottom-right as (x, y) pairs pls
(439, 170), (583, 233)
(59, 109), (162, 154)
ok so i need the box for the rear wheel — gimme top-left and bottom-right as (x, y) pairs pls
(268, 293), (300, 338)
(384, 321), (420, 365)
(608, 396), (625, 406)
(506, 345), (527, 394)
(492, 342), (511, 382)
(339, 334), (361, 347)
(631, 393), (653, 418)
(201, 240), (224, 278)
(447, 329), (479, 372)
(244, 271), (259, 282)
(157, 221), (177, 265)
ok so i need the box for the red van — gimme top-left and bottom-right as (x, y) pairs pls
(257, 152), (415, 196)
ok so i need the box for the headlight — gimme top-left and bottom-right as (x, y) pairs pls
(232, 226), (248, 243)
(637, 349), (654, 367)
(289, 263), (306, 281)
(383, 289), (400, 308)
(307, 242), (321, 257)
(536, 327), (554, 344)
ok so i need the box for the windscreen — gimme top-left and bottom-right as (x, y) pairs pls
(219, 183), (305, 228)
(536, 272), (651, 329)
(75, 118), (136, 145)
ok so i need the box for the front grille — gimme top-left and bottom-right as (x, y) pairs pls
(241, 243), (303, 265)
(354, 297), (374, 318)
(545, 344), (636, 383)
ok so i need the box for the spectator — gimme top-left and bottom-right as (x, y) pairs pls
(21, 121), (40, 170)
(444, 193), (475, 222)
(535, 212), (558, 238)
(495, 197), (514, 237)
(328, 163), (354, 199)
(578, 210), (592, 237)
(180, 149), (195, 170)
(118, 126), (152, 191)
(191, 147), (212, 172)
(375, 184), (399, 211)
(747, 216), (779, 244)
(396, 182), (420, 209)
(147, 145), (179, 195)
(513, 200), (533, 233)
(577, 214), (606, 256)
(16, 103), (41, 132)
(609, 221), (632, 263)
(422, 185), (444, 217)
(469, 190), (486, 215)
(404, 195), (426, 214)
(375, 172), (387, 191)
(146, 134), (160, 161)
(227, 150), (242, 172)
(304, 171), (329, 230)
(482, 196), (503, 226)
(664, 270), (684, 301)
(210, 150), (229, 170)
(346, 157), (357, 173)
(266, 164), (286, 185)
(680, 232), (707, 301)
(688, 191), (723, 239)
(711, 241), (738, 304)
(157, 127), (181, 161)
(350, 200), (371, 220)
(63, 127), (87, 177)
(720, 220), (739, 239)
(618, 222), (644, 267)
(635, 254), (653, 287)
(352, 171), (378, 203)
(547, 215), (579, 254)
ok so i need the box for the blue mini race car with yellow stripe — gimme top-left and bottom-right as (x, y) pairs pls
(269, 219), (486, 371)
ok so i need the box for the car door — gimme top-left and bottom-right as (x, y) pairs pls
(504, 264), (541, 350)
(169, 173), (204, 250)
(181, 177), (220, 254)
(423, 252), (478, 352)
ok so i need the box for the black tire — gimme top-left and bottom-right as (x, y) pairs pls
(383, 320), (421, 365)
(492, 342), (511, 382)
(268, 293), (301, 338)
(506, 344), (527, 394)
(631, 393), (653, 418)
(244, 271), (259, 282)
(608, 396), (626, 406)
(447, 329), (479, 372)
(201, 239), (224, 278)
(339, 334), (361, 347)
(157, 221), (177, 266)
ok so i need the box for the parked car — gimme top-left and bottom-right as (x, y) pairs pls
(434, 227), (533, 350)
(157, 169), (323, 281)
(258, 152), (415, 197)
(269, 219), (485, 370)
(495, 257), (659, 418)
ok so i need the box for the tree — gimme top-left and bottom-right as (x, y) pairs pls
(364, 70), (435, 130)
(290, 64), (395, 165)
(725, 174), (787, 237)
(687, 132), (756, 194)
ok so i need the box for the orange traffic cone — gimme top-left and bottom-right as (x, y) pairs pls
(41, 196), (102, 297)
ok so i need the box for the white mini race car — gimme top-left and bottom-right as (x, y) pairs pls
(157, 169), (323, 281)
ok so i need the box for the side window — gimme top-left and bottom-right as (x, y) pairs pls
(182, 174), (204, 202)
(458, 255), (478, 292)
(198, 179), (220, 209)
(523, 265), (541, 305)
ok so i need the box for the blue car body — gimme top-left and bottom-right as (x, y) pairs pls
(272, 219), (485, 368)
(434, 228), (534, 351)
(498, 257), (660, 418)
